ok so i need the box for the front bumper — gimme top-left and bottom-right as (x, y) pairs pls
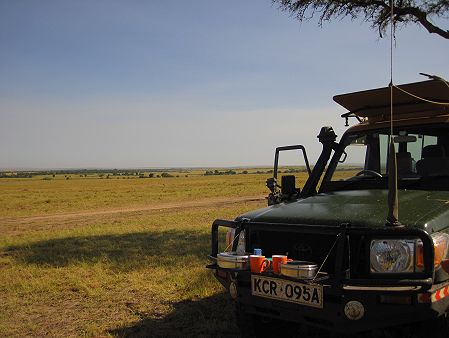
(208, 267), (449, 333)
(208, 219), (446, 333)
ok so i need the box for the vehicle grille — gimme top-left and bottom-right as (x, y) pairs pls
(248, 229), (349, 276)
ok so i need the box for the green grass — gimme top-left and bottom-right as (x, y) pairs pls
(0, 169), (372, 337)
(0, 173), (270, 218)
(0, 173), (276, 337)
(3, 170), (360, 337)
(0, 202), (266, 337)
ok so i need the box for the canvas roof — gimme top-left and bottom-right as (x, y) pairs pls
(333, 80), (449, 118)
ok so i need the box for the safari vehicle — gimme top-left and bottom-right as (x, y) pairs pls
(207, 79), (449, 336)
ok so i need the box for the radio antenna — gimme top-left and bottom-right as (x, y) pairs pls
(386, 0), (400, 226)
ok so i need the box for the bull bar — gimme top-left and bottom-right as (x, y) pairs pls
(208, 219), (435, 290)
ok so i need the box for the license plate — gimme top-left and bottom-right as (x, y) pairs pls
(251, 275), (323, 309)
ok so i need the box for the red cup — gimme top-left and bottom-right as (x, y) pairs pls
(250, 255), (271, 273)
(272, 255), (288, 274)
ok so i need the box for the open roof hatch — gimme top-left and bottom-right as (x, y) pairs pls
(334, 80), (449, 123)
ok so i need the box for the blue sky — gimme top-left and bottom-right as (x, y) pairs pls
(1, 0), (448, 169)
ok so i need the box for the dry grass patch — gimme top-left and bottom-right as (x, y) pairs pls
(3, 170), (356, 337)
(0, 174), (270, 218)
(0, 201), (264, 337)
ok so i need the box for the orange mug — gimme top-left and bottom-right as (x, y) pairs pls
(250, 255), (271, 273)
(272, 255), (288, 274)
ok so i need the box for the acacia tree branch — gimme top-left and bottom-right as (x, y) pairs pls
(394, 5), (449, 39)
(273, 0), (449, 39)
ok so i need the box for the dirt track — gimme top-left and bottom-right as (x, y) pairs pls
(0, 195), (266, 225)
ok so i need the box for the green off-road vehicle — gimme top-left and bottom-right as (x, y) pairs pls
(207, 79), (449, 337)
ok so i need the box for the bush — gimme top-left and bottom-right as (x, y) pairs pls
(204, 169), (236, 176)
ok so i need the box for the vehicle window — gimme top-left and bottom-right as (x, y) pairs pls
(423, 135), (438, 148)
(408, 135), (437, 163)
(328, 127), (449, 183)
(331, 136), (367, 180)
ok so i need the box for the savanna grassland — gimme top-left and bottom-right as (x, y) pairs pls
(1, 170), (313, 338)
(0, 170), (269, 218)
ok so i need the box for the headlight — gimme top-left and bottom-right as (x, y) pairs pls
(371, 233), (449, 274)
(370, 239), (415, 273)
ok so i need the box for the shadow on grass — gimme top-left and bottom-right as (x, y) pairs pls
(110, 291), (447, 338)
(3, 230), (210, 270)
(110, 292), (239, 338)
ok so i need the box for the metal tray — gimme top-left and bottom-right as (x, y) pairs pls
(280, 260), (318, 279)
(217, 252), (250, 270)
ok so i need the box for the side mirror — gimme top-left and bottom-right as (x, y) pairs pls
(267, 145), (310, 205)
(281, 175), (298, 196)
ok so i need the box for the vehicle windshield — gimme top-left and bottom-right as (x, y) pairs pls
(322, 125), (449, 192)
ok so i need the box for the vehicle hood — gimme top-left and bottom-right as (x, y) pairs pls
(238, 190), (449, 232)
